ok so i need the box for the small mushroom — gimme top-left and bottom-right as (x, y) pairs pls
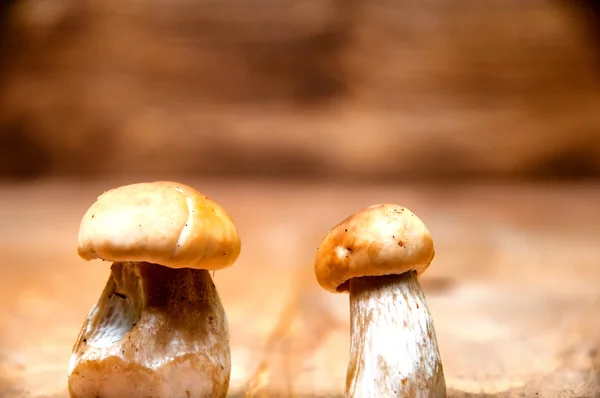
(314, 204), (446, 398)
(68, 181), (241, 398)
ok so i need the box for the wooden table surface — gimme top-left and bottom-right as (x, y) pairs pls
(1, 179), (599, 397)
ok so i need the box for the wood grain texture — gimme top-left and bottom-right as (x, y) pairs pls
(2, 179), (597, 397)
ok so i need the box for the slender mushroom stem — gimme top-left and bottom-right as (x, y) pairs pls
(346, 271), (446, 398)
(69, 261), (230, 398)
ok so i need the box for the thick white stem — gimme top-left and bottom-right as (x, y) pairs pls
(347, 271), (446, 398)
(68, 262), (230, 398)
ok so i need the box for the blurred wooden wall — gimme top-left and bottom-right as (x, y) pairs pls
(1, 0), (600, 180)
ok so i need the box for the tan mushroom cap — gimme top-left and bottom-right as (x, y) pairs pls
(78, 181), (241, 270)
(314, 204), (435, 293)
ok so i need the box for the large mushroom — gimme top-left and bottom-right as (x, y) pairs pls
(68, 181), (241, 398)
(314, 204), (446, 397)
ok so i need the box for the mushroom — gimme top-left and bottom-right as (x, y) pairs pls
(314, 204), (446, 397)
(68, 181), (241, 398)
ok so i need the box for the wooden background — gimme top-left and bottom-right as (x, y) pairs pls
(1, 0), (600, 180)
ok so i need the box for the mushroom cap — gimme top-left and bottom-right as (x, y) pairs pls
(314, 204), (435, 293)
(78, 181), (241, 270)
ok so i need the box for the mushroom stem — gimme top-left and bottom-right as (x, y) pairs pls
(69, 261), (231, 398)
(346, 271), (446, 398)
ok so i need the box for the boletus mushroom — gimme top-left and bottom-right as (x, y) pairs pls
(314, 204), (446, 397)
(68, 181), (241, 398)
